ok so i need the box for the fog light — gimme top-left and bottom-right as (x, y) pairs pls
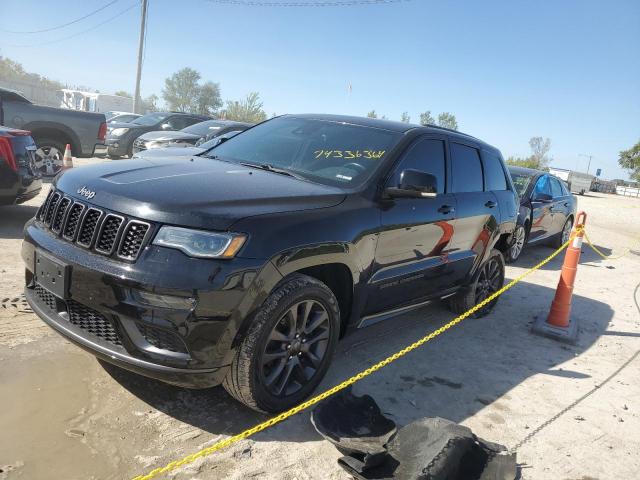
(134, 290), (196, 310)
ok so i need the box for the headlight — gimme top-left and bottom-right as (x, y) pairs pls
(110, 128), (130, 137)
(153, 226), (246, 259)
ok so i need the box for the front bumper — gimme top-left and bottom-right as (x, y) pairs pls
(105, 137), (130, 157)
(23, 218), (282, 388)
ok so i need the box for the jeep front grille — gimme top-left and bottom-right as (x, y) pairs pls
(37, 189), (154, 261)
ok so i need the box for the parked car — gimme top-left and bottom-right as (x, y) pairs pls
(0, 87), (106, 176)
(0, 126), (41, 205)
(23, 114), (518, 412)
(107, 113), (141, 124)
(132, 120), (251, 154)
(506, 166), (578, 262)
(132, 129), (245, 160)
(105, 112), (209, 158)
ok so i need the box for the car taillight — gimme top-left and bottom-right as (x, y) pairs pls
(0, 137), (18, 172)
(98, 122), (107, 141)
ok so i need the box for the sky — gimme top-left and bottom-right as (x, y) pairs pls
(1, 0), (639, 180)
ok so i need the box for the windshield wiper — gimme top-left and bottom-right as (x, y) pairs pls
(239, 162), (305, 180)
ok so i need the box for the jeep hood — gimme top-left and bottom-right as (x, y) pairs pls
(55, 157), (346, 230)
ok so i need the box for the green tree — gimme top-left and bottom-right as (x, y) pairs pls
(195, 81), (222, 116)
(505, 156), (542, 169)
(114, 90), (132, 98)
(223, 92), (267, 123)
(618, 139), (640, 181)
(0, 56), (65, 91)
(400, 111), (411, 123)
(162, 67), (221, 114)
(529, 136), (552, 169)
(141, 94), (159, 112)
(419, 111), (435, 126)
(367, 110), (378, 119)
(437, 112), (458, 130)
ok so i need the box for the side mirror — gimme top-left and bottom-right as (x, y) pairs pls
(532, 192), (553, 203)
(385, 169), (438, 199)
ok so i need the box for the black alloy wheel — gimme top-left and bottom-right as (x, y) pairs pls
(260, 299), (331, 396)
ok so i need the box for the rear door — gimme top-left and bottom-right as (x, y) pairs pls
(528, 175), (554, 241)
(447, 141), (499, 276)
(481, 148), (517, 228)
(366, 135), (456, 315)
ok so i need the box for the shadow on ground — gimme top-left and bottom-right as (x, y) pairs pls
(0, 204), (39, 240)
(511, 240), (612, 270)
(103, 276), (613, 445)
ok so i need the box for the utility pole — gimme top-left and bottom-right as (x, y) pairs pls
(578, 153), (593, 174)
(133, 0), (148, 114)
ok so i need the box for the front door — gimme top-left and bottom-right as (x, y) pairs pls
(366, 136), (457, 315)
(529, 175), (554, 241)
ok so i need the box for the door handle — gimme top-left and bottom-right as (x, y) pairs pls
(564, 202), (569, 207)
(485, 201), (497, 208)
(438, 205), (455, 214)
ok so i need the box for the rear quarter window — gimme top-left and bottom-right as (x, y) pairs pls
(482, 150), (508, 191)
(450, 143), (483, 193)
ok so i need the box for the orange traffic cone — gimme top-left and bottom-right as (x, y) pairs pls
(532, 211), (587, 344)
(61, 144), (73, 171)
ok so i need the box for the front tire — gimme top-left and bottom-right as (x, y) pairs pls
(448, 249), (505, 318)
(223, 274), (340, 413)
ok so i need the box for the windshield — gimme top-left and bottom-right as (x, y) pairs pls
(511, 173), (533, 197)
(132, 112), (170, 126)
(206, 117), (402, 187)
(181, 120), (224, 136)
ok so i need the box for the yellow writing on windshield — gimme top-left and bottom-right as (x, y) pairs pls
(313, 150), (386, 160)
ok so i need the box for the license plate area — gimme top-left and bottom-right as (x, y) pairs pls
(35, 250), (70, 299)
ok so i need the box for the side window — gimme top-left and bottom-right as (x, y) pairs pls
(550, 178), (563, 198)
(560, 180), (570, 196)
(390, 138), (446, 194)
(533, 175), (551, 196)
(450, 143), (483, 193)
(482, 150), (507, 191)
(166, 116), (190, 130)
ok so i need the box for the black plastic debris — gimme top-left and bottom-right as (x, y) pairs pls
(311, 388), (517, 480)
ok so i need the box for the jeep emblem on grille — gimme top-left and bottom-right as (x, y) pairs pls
(77, 186), (96, 199)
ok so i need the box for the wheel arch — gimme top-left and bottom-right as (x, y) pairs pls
(23, 121), (81, 155)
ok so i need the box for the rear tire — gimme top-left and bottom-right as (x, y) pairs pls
(223, 274), (340, 413)
(505, 224), (526, 263)
(551, 216), (573, 249)
(448, 249), (505, 318)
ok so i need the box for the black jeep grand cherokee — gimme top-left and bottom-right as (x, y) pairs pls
(23, 115), (518, 412)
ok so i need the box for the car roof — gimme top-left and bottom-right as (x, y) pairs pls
(283, 113), (490, 146)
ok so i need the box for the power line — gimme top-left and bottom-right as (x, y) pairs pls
(1, 0), (121, 34)
(5, 2), (139, 48)
(206, 0), (412, 6)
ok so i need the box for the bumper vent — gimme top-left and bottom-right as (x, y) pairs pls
(68, 300), (123, 346)
(34, 284), (57, 311)
(36, 189), (153, 262)
(136, 322), (187, 353)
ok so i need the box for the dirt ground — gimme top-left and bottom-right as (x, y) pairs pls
(1, 158), (639, 480)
